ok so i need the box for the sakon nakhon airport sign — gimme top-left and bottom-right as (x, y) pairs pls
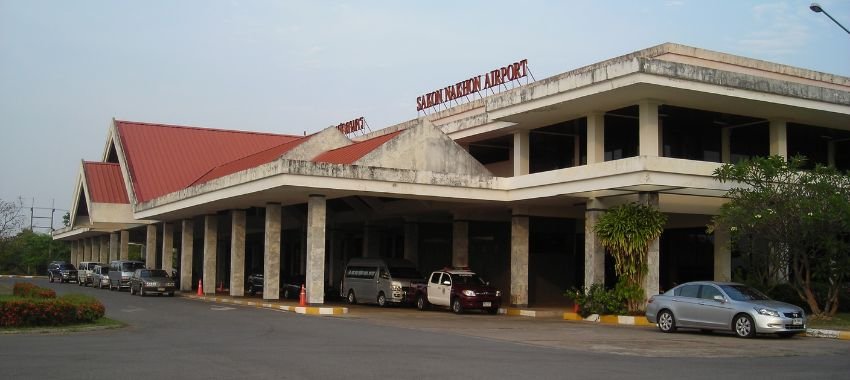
(416, 59), (529, 112)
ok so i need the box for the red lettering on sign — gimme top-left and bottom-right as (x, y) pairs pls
(417, 59), (528, 111)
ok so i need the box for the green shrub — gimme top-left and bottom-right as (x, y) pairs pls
(565, 283), (628, 317)
(0, 293), (105, 327)
(13, 282), (56, 299)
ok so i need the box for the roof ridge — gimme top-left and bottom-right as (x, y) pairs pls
(322, 130), (402, 153)
(83, 161), (120, 166)
(188, 136), (309, 186)
(114, 119), (302, 138)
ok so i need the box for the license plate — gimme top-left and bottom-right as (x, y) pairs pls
(792, 318), (803, 325)
(157, 287), (165, 292)
(482, 302), (491, 307)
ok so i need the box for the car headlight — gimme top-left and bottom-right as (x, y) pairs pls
(755, 307), (780, 317)
(462, 290), (476, 297)
(495, 290), (501, 297)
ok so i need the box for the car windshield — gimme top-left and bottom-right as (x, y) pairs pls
(59, 264), (76, 270)
(720, 284), (771, 301)
(142, 270), (168, 278)
(122, 262), (145, 272)
(388, 266), (422, 279)
(451, 273), (486, 285)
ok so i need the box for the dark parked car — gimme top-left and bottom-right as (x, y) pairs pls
(47, 261), (78, 283)
(129, 269), (176, 297)
(246, 273), (305, 299)
(91, 265), (110, 289)
(646, 281), (807, 338)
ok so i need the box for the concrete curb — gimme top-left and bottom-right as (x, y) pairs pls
(181, 294), (348, 316)
(0, 275), (48, 279)
(500, 308), (562, 318)
(806, 328), (850, 340)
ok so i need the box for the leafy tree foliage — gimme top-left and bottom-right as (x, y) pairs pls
(0, 229), (69, 275)
(711, 155), (850, 317)
(594, 202), (666, 313)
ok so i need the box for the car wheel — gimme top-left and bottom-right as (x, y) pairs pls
(657, 310), (677, 333)
(130, 285), (135, 295)
(347, 290), (357, 304)
(416, 295), (428, 311)
(451, 298), (463, 314)
(247, 284), (255, 296)
(487, 307), (499, 315)
(283, 288), (291, 299)
(49, 274), (54, 283)
(734, 314), (756, 338)
(377, 292), (387, 307)
(139, 286), (145, 297)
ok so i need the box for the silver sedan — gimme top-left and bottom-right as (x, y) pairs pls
(645, 281), (806, 338)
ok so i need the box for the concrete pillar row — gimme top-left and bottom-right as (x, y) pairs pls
(452, 219), (469, 268)
(230, 210), (246, 297)
(769, 119), (788, 158)
(264, 204), (282, 300)
(100, 235), (108, 264)
(306, 195), (327, 305)
(161, 223), (173, 272)
(586, 112), (605, 164)
(510, 213), (530, 307)
(146, 224), (157, 269)
(639, 192), (661, 302)
(203, 215), (218, 295)
(639, 100), (661, 157)
(713, 226), (732, 282)
(403, 220), (419, 264)
(119, 230), (130, 261)
(513, 130), (530, 176)
(584, 198), (606, 290)
(180, 219), (194, 292)
(84, 238), (92, 262)
(109, 232), (119, 262)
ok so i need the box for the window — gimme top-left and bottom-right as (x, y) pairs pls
(345, 266), (377, 279)
(699, 285), (723, 300)
(430, 272), (442, 284)
(676, 284), (700, 298)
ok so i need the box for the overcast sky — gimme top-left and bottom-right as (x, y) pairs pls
(1, 0), (849, 230)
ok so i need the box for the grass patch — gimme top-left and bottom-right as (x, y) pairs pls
(808, 313), (850, 330)
(0, 317), (125, 334)
(0, 283), (11, 295)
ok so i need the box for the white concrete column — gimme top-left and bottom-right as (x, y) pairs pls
(119, 230), (129, 260)
(639, 192), (661, 301)
(713, 226), (732, 282)
(99, 236), (108, 264)
(230, 210), (246, 297)
(264, 203), (281, 300)
(584, 198), (606, 289)
(146, 224), (157, 269)
(769, 119), (788, 158)
(161, 223), (173, 272)
(180, 219), (194, 292)
(721, 127), (731, 163)
(306, 195), (327, 304)
(513, 130), (530, 176)
(587, 112), (605, 164)
(203, 215), (218, 295)
(639, 100), (661, 157)
(70, 241), (77, 267)
(109, 233), (119, 262)
(452, 219), (469, 268)
(84, 238), (92, 262)
(510, 213), (530, 307)
(403, 220), (419, 264)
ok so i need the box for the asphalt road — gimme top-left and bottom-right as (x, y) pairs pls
(1, 278), (849, 379)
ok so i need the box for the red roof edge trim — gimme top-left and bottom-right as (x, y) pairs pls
(189, 136), (310, 186)
(312, 130), (403, 165)
(113, 119), (301, 139)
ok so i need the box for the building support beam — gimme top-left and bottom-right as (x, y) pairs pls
(100, 236), (108, 264)
(203, 215), (217, 295)
(510, 213), (530, 307)
(180, 219), (194, 292)
(639, 100), (661, 157)
(452, 219), (469, 268)
(713, 226), (732, 282)
(264, 203), (281, 300)
(120, 230), (129, 261)
(230, 210), (246, 297)
(109, 233), (119, 262)
(639, 192), (661, 301)
(70, 241), (77, 267)
(146, 224), (157, 268)
(403, 219), (419, 264)
(584, 198), (606, 290)
(587, 112), (605, 164)
(769, 119), (788, 158)
(513, 130), (530, 176)
(84, 238), (92, 262)
(161, 223), (173, 272)
(306, 195), (327, 304)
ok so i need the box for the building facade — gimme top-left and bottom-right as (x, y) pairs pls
(54, 43), (850, 307)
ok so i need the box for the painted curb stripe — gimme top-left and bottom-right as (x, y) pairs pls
(181, 294), (347, 316)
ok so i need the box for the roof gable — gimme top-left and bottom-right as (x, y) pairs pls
(83, 162), (129, 204)
(313, 131), (402, 164)
(114, 120), (300, 202)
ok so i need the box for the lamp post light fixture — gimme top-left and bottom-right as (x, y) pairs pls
(810, 3), (850, 35)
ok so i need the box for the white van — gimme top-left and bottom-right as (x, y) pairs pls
(340, 258), (425, 307)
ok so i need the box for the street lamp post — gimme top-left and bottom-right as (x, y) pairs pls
(810, 3), (850, 35)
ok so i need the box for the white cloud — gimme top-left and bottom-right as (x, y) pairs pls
(737, 2), (810, 56)
(666, 1), (684, 6)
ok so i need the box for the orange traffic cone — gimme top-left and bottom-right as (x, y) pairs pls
(197, 279), (203, 296)
(299, 284), (306, 306)
(218, 281), (224, 293)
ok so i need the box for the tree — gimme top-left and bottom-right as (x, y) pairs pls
(62, 211), (70, 227)
(711, 155), (850, 317)
(0, 229), (69, 275)
(594, 202), (667, 313)
(0, 198), (24, 243)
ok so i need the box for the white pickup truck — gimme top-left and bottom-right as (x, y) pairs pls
(413, 268), (502, 314)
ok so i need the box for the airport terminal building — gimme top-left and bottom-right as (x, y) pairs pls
(53, 43), (850, 307)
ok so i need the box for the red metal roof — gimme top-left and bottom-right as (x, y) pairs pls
(83, 162), (129, 204)
(116, 120), (300, 202)
(191, 137), (308, 185)
(312, 131), (402, 164)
